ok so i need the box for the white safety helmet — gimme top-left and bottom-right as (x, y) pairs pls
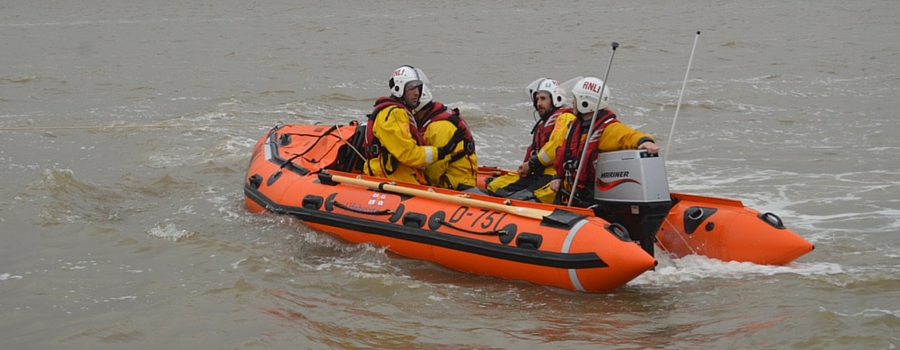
(389, 65), (429, 98)
(412, 84), (433, 114)
(526, 78), (566, 108)
(571, 76), (611, 114)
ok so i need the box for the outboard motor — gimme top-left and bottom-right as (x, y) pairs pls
(592, 150), (672, 257)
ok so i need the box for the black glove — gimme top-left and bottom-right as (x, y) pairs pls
(437, 127), (469, 160)
(527, 156), (544, 176)
(437, 142), (457, 159)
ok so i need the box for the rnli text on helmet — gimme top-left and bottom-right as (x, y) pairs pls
(582, 81), (603, 94)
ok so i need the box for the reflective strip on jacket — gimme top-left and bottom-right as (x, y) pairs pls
(421, 117), (478, 190)
(364, 103), (438, 184)
(532, 108), (576, 176)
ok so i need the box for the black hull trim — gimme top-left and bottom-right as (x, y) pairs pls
(245, 184), (608, 269)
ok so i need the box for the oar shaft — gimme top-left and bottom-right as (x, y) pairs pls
(329, 174), (551, 220)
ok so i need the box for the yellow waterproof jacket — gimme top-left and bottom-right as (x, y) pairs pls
(422, 119), (478, 189)
(364, 103), (439, 184)
(533, 109), (577, 176)
(597, 122), (655, 152)
(553, 110), (655, 186)
(485, 108), (575, 202)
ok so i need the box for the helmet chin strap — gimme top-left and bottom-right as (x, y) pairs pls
(538, 107), (556, 120)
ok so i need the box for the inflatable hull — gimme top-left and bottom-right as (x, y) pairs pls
(244, 124), (656, 292)
(476, 166), (814, 265)
(658, 193), (814, 265)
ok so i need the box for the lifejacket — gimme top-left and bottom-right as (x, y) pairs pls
(525, 107), (575, 162)
(557, 109), (618, 205)
(418, 102), (475, 164)
(364, 96), (424, 159)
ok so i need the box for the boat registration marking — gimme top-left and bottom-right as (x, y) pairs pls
(448, 206), (508, 231)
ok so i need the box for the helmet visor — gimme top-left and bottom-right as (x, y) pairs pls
(404, 80), (423, 91)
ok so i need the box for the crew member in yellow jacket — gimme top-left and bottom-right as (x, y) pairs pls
(549, 76), (660, 206)
(413, 85), (478, 190)
(485, 78), (576, 203)
(363, 66), (456, 185)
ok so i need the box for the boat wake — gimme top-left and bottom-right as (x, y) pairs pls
(630, 252), (843, 287)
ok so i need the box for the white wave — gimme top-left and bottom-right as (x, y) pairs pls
(231, 258), (247, 269)
(0, 273), (24, 281)
(445, 101), (487, 112)
(147, 154), (187, 168)
(147, 223), (194, 241)
(169, 96), (212, 101)
(876, 209), (900, 229)
(630, 253), (843, 287)
(295, 241), (415, 286)
(822, 306), (900, 319)
(217, 201), (249, 223)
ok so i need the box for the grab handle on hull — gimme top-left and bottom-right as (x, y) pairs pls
(759, 212), (785, 229)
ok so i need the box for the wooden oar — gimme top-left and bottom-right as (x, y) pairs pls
(326, 173), (553, 221)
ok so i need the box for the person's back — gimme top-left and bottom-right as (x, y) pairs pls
(363, 66), (449, 184)
(414, 85), (478, 190)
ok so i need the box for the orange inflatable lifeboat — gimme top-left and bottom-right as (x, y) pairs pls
(243, 123), (657, 292)
(477, 161), (814, 266)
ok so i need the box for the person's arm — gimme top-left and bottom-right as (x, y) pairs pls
(597, 122), (657, 154)
(535, 112), (576, 170)
(374, 108), (438, 167)
(423, 120), (457, 184)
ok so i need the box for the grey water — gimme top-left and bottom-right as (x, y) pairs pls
(2, 1), (898, 349)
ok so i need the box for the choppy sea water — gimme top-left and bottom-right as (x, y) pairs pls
(2, 1), (898, 349)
